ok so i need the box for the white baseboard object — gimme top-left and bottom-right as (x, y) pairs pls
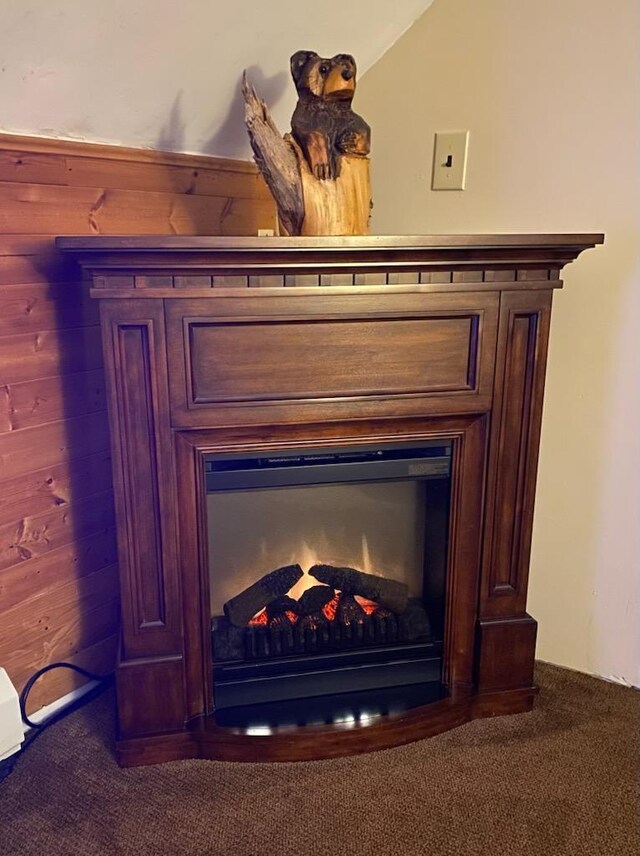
(26, 679), (100, 729)
(0, 668), (24, 762)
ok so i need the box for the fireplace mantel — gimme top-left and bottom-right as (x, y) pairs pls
(58, 233), (602, 766)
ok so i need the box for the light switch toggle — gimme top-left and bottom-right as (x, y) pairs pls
(432, 131), (469, 191)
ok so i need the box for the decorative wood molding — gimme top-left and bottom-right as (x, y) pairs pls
(101, 301), (181, 659)
(481, 290), (553, 616)
(0, 132), (260, 174)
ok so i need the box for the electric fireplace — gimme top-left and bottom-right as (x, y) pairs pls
(206, 441), (450, 726)
(57, 233), (603, 766)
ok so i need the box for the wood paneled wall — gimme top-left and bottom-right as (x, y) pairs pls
(0, 133), (275, 712)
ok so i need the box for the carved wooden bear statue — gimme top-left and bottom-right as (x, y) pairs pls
(290, 51), (371, 180)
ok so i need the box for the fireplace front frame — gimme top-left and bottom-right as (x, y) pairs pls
(56, 233), (603, 766)
(181, 417), (484, 724)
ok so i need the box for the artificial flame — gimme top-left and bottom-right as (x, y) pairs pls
(249, 608), (268, 627)
(355, 596), (379, 616)
(322, 592), (340, 621)
(247, 534), (384, 626)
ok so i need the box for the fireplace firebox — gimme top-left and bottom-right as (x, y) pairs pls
(206, 441), (451, 725)
(57, 233), (603, 766)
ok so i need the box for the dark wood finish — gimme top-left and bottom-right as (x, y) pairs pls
(475, 616), (538, 692)
(99, 300), (182, 661)
(178, 295), (491, 401)
(164, 291), (498, 427)
(480, 291), (552, 616)
(116, 655), (186, 738)
(58, 233), (602, 764)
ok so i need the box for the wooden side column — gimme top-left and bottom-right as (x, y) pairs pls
(99, 298), (185, 738)
(476, 289), (553, 698)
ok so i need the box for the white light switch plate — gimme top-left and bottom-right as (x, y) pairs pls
(431, 131), (469, 191)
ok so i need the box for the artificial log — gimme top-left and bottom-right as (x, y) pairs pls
(242, 51), (372, 236)
(309, 564), (409, 614)
(336, 593), (367, 625)
(223, 564), (303, 627)
(297, 585), (336, 616)
(266, 595), (300, 619)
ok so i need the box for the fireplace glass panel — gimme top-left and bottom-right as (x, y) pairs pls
(204, 441), (451, 726)
(207, 480), (427, 614)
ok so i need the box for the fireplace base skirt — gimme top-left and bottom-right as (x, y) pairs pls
(114, 686), (539, 767)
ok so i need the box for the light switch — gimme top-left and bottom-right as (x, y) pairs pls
(431, 131), (469, 191)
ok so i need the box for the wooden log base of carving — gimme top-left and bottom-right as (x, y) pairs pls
(57, 234), (602, 768)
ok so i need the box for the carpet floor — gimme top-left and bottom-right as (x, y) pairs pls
(0, 663), (637, 856)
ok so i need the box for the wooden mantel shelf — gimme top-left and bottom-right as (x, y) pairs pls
(58, 233), (602, 767)
(56, 233), (603, 285)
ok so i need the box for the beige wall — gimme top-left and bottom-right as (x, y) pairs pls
(0, 0), (433, 160)
(358, 0), (639, 685)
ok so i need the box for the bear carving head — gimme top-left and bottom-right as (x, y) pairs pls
(290, 51), (357, 100)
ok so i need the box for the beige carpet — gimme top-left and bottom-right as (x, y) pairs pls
(1, 663), (637, 856)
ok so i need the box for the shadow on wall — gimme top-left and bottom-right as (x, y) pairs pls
(155, 69), (289, 160)
(156, 91), (186, 153)
(202, 66), (289, 159)
(150, 81), (286, 235)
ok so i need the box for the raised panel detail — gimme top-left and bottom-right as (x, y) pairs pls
(101, 300), (182, 660)
(115, 322), (166, 628)
(491, 312), (537, 593)
(481, 291), (552, 615)
(186, 314), (482, 405)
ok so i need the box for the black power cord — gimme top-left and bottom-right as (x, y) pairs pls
(0, 662), (114, 783)
(19, 662), (114, 729)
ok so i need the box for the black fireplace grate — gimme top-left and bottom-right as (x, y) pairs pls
(212, 598), (431, 663)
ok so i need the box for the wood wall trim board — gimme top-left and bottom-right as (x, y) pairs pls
(0, 181), (275, 237)
(0, 152), (270, 202)
(0, 132), (259, 175)
(0, 565), (119, 650)
(0, 232), (69, 256)
(6, 595), (120, 708)
(0, 370), (106, 433)
(0, 489), (115, 573)
(0, 410), (111, 480)
(20, 633), (119, 716)
(0, 451), (113, 526)
(0, 584), (120, 690)
(0, 282), (99, 337)
(0, 324), (104, 385)
(0, 529), (118, 614)
(0, 134), (268, 709)
(0, 255), (76, 287)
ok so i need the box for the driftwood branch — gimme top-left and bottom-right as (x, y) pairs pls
(242, 72), (304, 236)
